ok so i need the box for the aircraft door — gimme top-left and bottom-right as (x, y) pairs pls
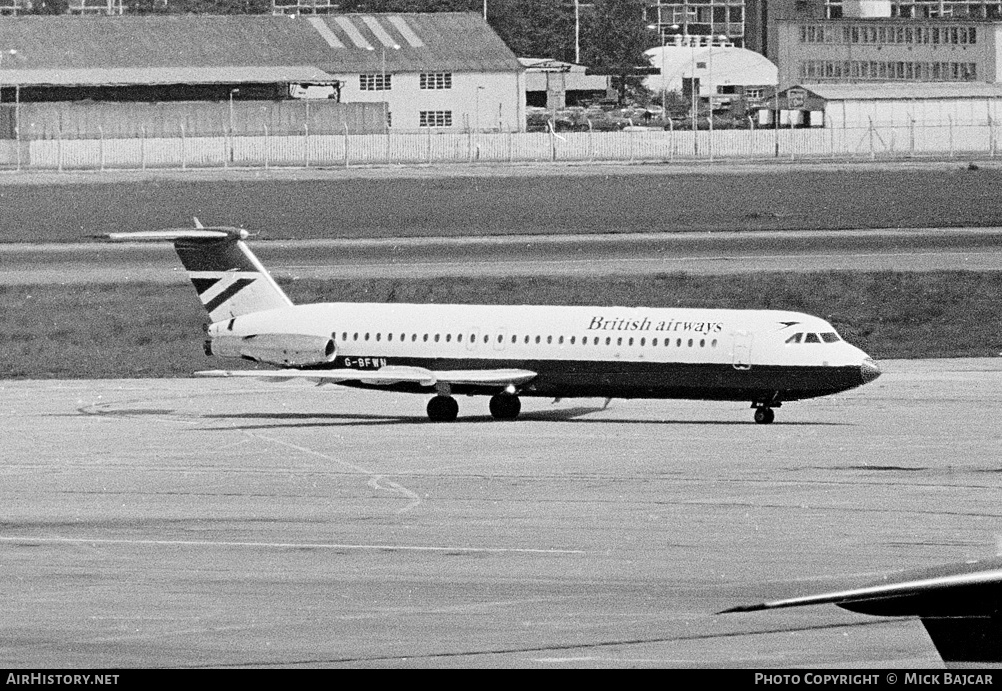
(732, 331), (753, 370)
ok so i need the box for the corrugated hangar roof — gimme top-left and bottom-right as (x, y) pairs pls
(0, 12), (521, 87)
(794, 82), (1002, 101)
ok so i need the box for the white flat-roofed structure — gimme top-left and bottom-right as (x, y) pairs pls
(520, 58), (611, 108)
(773, 81), (1002, 127)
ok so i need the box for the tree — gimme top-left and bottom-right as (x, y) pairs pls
(486, 0), (576, 63)
(579, 0), (652, 103)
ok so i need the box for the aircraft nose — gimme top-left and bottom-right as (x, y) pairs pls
(860, 357), (881, 384)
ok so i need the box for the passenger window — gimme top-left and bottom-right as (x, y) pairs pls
(497, 334), (503, 343)
(423, 334), (429, 342)
(676, 338), (682, 347)
(652, 338), (658, 346)
(700, 339), (705, 347)
(617, 337), (622, 346)
(558, 336), (564, 344)
(376, 333), (381, 341)
(365, 333), (370, 341)
(412, 334), (418, 342)
(628, 338), (634, 346)
(353, 333), (359, 341)
(687, 338), (693, 347)
(535, 336), (541, 344)
(570, 336), (575, 345)
(805, 333), (821, 343)
(711, 339), (717, 347)
(511, 335), (517, 344)
(341, 332), (348, 341)
(524, 335), (530, 344)
(445, 334), (451, 342)
(640, 338), (646, 346)
(605, 337), (611, 345)
(457, 334), (463, 343)
(434, 334), (440, 342)
(547, 336), (552, 344)
(821, 332), (840, 343)
(785, 333), (803, 344)
(387, 333), (393, 341)
(483, 335), (489, 343)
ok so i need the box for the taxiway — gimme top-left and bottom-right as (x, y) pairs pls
(1, 358), (999, 667)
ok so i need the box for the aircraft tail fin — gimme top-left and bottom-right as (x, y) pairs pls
(920, 617), (1002, 667)
(106, 220), (293, 320)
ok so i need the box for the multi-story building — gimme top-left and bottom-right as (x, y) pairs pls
(646, 0), (765, 50)
(771, 0), (996, 88)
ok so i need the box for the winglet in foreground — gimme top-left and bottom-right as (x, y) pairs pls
(720, 557), (1002, 667)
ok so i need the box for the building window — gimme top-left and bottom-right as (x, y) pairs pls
(360, 74), (391, 91)
(419, 110), (453, 127)
(420, 72), (453, 90)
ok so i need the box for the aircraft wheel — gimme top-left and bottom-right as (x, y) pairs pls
(427, 395), (459, 422)
(754, 407), (775, 424)
(489, 393), (521, 420)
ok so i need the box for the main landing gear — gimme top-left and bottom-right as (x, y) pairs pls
(426, 394), (459, 422)
(425, 391), (523, 422)
(488, 392), (521, 420)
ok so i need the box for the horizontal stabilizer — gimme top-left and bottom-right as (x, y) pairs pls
(719, 556), (1002, 666)
(104, 228), (249, 242)
(195, 367), (537, 388)
(719, 557), (1002, 616)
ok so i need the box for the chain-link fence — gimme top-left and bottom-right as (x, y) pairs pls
(1, 116), (998, 171)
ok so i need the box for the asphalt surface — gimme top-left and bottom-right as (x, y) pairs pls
(2, 358), (1000, 668)
(5, 227), (1002, 284)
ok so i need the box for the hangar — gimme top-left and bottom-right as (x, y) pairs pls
(769, 81), (1002, 127)
(0, 12), (526, 140)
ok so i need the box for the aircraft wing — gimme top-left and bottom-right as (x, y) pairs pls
(196, 366), (537, 388)
(719, 556), (1002, 667)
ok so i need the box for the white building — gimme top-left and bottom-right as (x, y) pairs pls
(0, 12), (527, 134)
(644, 37), (777, 105)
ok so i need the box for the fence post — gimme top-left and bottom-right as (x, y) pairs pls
(989, 115), (995, 158)
(57, 129), (63, 172)
(181, 123), (186, 170)
(345, 122), (351, 169)
(868, 117), (875, 160)
(263, 124), (269, 170)
(99, 125), (104, 172)
(949, 116), (954, 158)
(304, 124), (310, 168)
(141, 126), (147, 170)
(909, 118), (915, 158)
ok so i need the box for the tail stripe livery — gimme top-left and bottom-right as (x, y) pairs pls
(107, 225), (292, 321)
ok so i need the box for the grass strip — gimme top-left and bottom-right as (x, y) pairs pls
(1, 270), (998, 379)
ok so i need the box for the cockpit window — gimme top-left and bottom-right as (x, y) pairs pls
(785, 333), (803, 344)
(804, 333), (821, 343)
(821, 332), (841, 343)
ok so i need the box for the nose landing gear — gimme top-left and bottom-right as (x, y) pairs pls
(752, 396), (781, 424)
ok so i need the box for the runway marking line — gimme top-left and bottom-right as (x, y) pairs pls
(0, 535), (587, 555)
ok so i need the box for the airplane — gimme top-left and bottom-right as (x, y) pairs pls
(106, 223), (881, 423)
(720, 556), (1002, 667)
